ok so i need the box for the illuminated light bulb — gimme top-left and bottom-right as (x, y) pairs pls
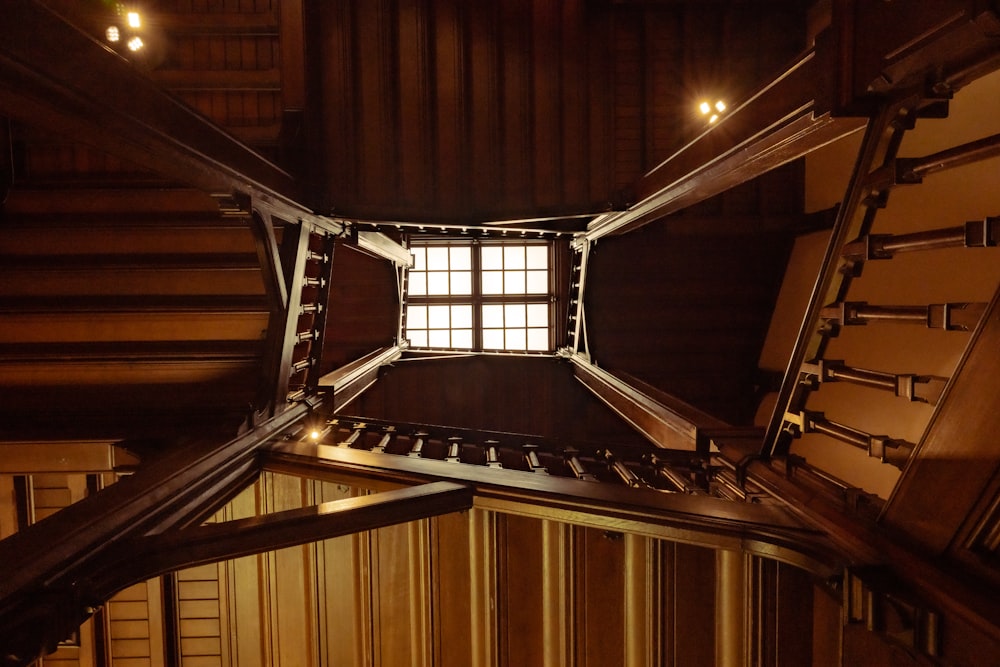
(127, 36), (144, 51)
(106, 26), (120, 42)
(310, 430), (321, 440)
(715, 100), (726, 112)
(698, 101), (711, 115)
(127, 11), (141, 28)
(708, 114), (719, 124)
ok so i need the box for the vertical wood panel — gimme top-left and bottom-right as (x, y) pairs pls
(531, 2), (562, 210)
(575, 528), (626, 667)
(432, 0), (466, 213)
(397, 0), (433, 210)
(315, 481), (372, 667)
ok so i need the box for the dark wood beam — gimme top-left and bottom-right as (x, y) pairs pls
(584, 46), (866, 240)
(263, 439), (835, 575)
(561, 349), (757, 452)
(94, 482), (473, 596)
(318, 344), (407, 410)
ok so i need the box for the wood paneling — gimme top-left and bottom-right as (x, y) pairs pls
(586, 221), (796, 424)
(352, 355), (651, 447)
(312, 1), (806, 222)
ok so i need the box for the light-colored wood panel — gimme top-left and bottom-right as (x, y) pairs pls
(180, 636), (222, 655)
(110, 583), (149, 603)
(107, 659), (151, 667)
(179, 618), (221, 638)
(0, 476), (16, 540)
(179, 657), (222, 667)
(31, 487), (71, 508)
(0, 443), (117, 474)
(111, 638), (151, 658)
(178, 563), (221, 581)
(178, 580), (221, 600)
(179, 600), (221, 619)
(316, 481), (370, 667)
(108, 601), (150, 621)
(111, 619), (151, 640)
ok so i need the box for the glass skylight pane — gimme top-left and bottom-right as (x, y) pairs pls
(525, 270), (547, 293)
(408, 272), (426, 296)
(452, 305), (473, 328)
(505, 303), (526, 327)
(505, 328), (527, 350)
(427, 247), (449, 269)
(504, 270), (526, 294)
(482, 304), (504, 328)
(527, 328), (548, 350)
(526, 304), (548, 327)
(408, 330), (428, 347)
(428, 305), (450, 328)
(504, 245), (526, 269)
(428, 329), (450, 347)
(525, 246), (547, 269)
(407, 305), (427, 329)
(451, 271), (472, 295)
(483, 329), (504, 349)
(450, 247), (472, 270)
(452, 329), (473, 349)
(411, 247), (426, 271)
(481, 246), (503, 270)
(482, 271), (503, 294)
(427, 272), (450, 295)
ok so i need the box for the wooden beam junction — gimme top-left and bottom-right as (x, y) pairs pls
(318, 344), (408, 410)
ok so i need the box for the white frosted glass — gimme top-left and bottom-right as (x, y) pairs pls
(450, 246), (472, 270)
(525, 270), (547, 293)
(428, 305), (450, 328)
(505, 328), (526, 350)
(481, 246), (503, 270)
(452, 329), (473, 349)
(526, 304), (548, 327)
(527, 328), (548, 351)
(427, 247), (449, 269)
(504, 245), (526, 269)
(483, 329), (504, 349)
(411, 247), (426, 271)
(452, 305), (473, 328)
(408, 272), (426, 296)
(450, 271), (472, 295)
(406, 305), (427, 329)
(482, 271), (503, 294)
(482, 304), (504, 328)
(427, 271), (450, 295)
(408, 330), (427, 347)
(504, 270), (526, 294)
(428, 329), (450, 347)
(505, 303), (526, 327)
(526, 246), (547, 269)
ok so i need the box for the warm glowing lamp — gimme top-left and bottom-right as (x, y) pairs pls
(106, 26), (120, 42)
(127, 11), (141, 28)
(127, 36), (144, 51)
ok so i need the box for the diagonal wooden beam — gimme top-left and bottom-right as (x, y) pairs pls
(94, 482), (472, 595)
(318, 344), (408, 410)
(560, 349), (754, 452)
(584, 47), (865, 241)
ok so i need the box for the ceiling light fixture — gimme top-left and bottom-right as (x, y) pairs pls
(106, 26), (120, 42)
(127, 36), (144, 51)
(127, 11), (141, 28)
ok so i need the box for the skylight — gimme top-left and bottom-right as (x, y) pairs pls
(404, 240), (553, 352)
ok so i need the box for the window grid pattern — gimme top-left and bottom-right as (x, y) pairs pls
(405, 242), (551, 352)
